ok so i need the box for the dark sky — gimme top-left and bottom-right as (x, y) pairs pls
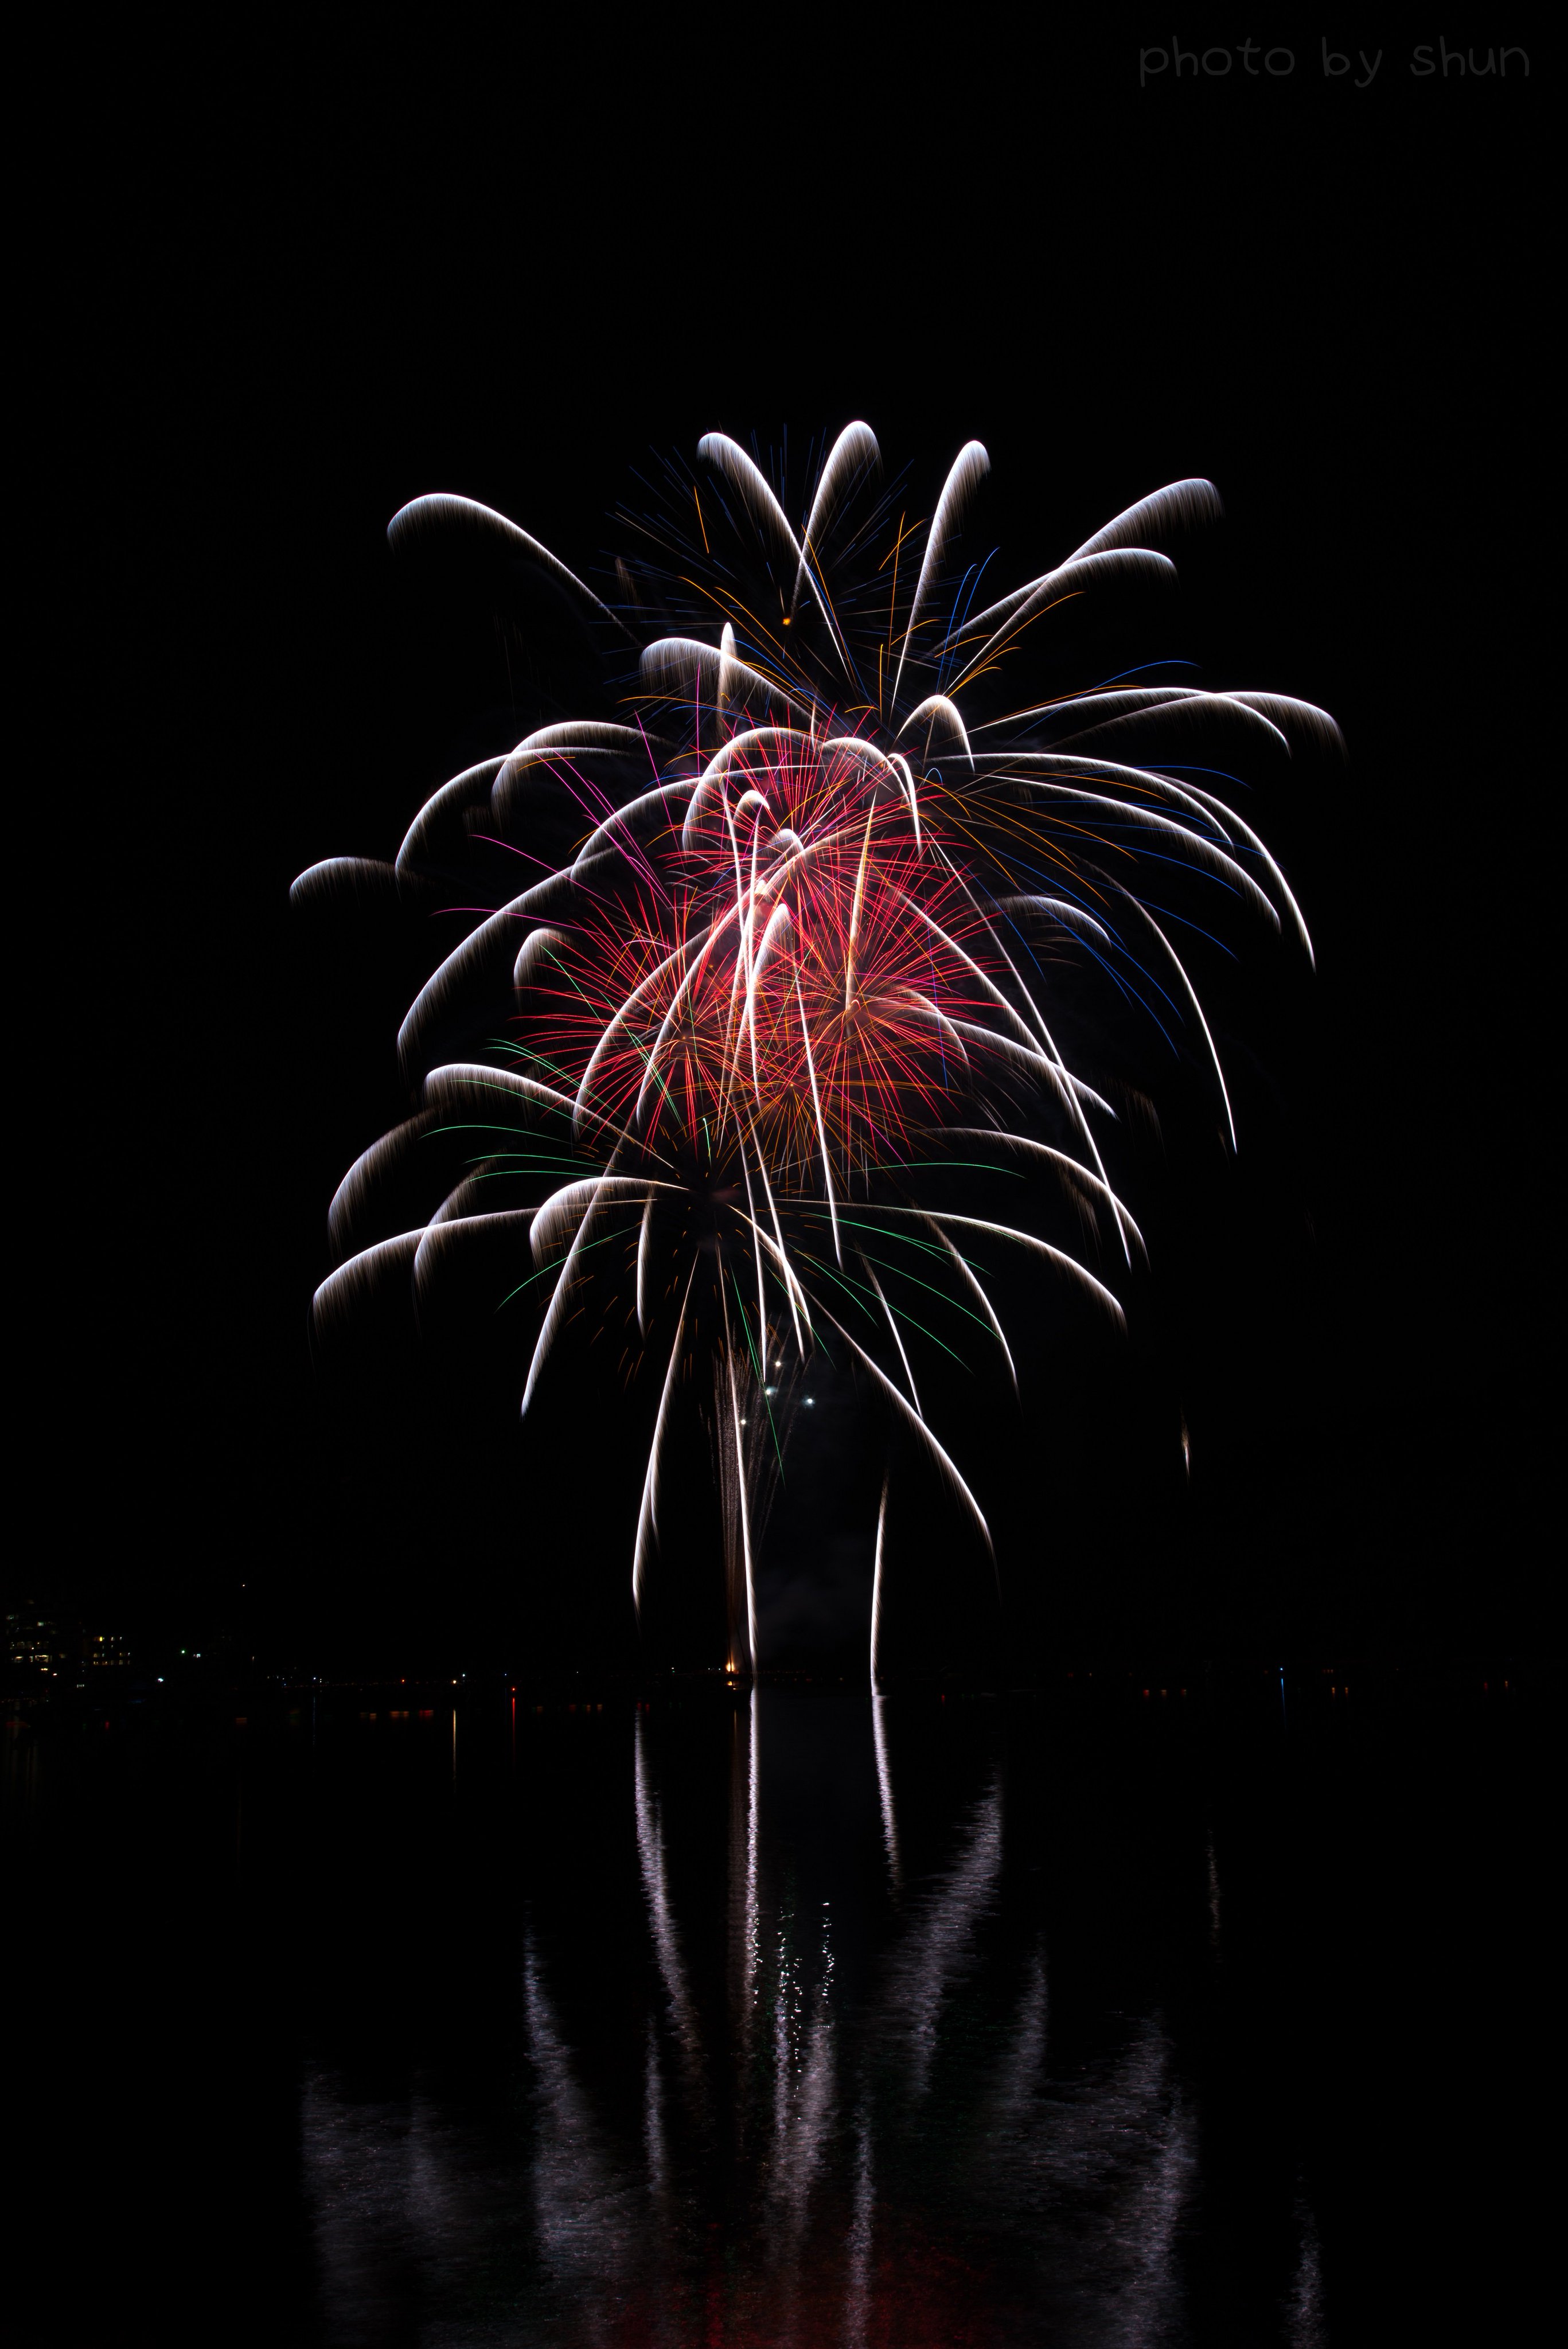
(26, 26), (1551, 1670)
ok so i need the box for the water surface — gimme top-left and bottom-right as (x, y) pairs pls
(6, 1668), (1544, 2343)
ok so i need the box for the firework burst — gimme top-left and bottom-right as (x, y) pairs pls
(295, 425), (1335, 1673)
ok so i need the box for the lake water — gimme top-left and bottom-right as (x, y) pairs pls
(5, 1668), (1546, 2343)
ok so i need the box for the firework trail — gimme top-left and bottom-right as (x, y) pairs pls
(297, 426), (1335, 1671)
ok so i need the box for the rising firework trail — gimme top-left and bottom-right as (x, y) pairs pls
(296, 425), (1335, 1673)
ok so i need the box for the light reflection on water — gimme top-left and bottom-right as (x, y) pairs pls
(10, 1667), (1543, 2344)
(302, 1689), (1213, 2346)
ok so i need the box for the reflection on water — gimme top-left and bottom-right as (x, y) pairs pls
(302, 1689), (1204, 2345)
(9, 1667), (1547, 2344)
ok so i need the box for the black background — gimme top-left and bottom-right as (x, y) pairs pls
(19, 20), (1554, 1675)
(6, 29), (1557, 2349)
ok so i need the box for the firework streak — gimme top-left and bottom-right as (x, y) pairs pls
(295, 427), (1336, 1672)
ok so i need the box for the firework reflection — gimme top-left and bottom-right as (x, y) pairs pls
(305, 1689), (1194, 2345)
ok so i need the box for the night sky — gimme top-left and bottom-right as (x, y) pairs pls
(29, 26), (1551, 1676)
